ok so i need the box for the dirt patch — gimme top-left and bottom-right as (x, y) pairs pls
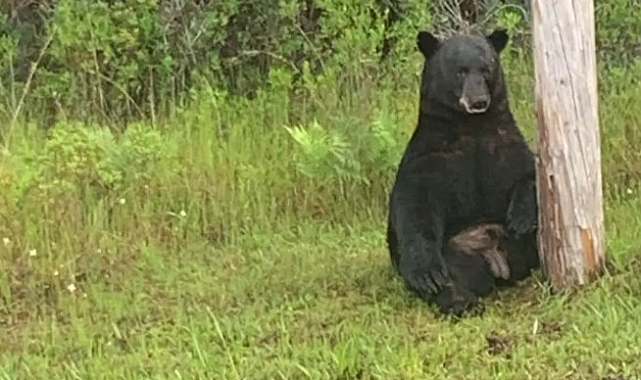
(485, 331), (513, 357)
(538, 320), (563, 338)
(521, 319), (565, 345)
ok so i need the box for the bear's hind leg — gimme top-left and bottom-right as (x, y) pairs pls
(433, 248), (497, 317)
(446, 249), (498, 297)
(496, 231), (540, 287)
(432, 223), (511, 317)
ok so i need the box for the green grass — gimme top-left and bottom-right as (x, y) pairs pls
(2, 206), (641, 379)
(2, 51), (641, 379)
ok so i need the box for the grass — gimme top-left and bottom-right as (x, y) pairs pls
(2, 50), (641, 379)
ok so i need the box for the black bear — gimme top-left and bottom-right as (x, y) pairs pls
(386, 28), (540, 317)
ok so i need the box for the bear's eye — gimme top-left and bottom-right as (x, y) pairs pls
(481, 68), (491, 76)
(456, 69), (466, 78)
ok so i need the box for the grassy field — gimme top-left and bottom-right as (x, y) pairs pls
(2, 47), (641, 379)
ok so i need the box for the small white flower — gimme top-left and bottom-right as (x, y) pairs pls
(53, 270), (59, 276)
(67, 283), (76, 293)
(119, 198), (126, 205)
(29, 249), (37, 257)
(179, 210), (187, 218)
(627, 188), (633, 195)
(2, 237), (10, 246)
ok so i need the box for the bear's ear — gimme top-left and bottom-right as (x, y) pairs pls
(486, 28), (509, 53)
(416, 31), (440, 60)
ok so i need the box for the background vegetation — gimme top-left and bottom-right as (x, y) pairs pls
(1, 0), (641, 378)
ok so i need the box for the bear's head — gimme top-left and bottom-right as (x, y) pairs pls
(416, 29), (509, 115)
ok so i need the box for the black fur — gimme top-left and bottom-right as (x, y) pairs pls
(386, 29), (539, 317)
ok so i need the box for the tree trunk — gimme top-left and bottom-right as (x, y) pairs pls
(532, 0), (607, 290)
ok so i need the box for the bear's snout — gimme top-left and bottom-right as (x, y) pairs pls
(459, 94), (491, 114)
(460, 75), (492, 114)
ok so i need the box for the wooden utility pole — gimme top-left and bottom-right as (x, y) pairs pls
(532, 0), (606, 290)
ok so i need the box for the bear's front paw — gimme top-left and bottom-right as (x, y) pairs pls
(434, 284), (484, 318)
(506, 203), (537, 236)
(506, 182), (538, 236)
(402, 257), (449, 295)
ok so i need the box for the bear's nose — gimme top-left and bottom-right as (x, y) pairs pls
(471, 99), (489, 110)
